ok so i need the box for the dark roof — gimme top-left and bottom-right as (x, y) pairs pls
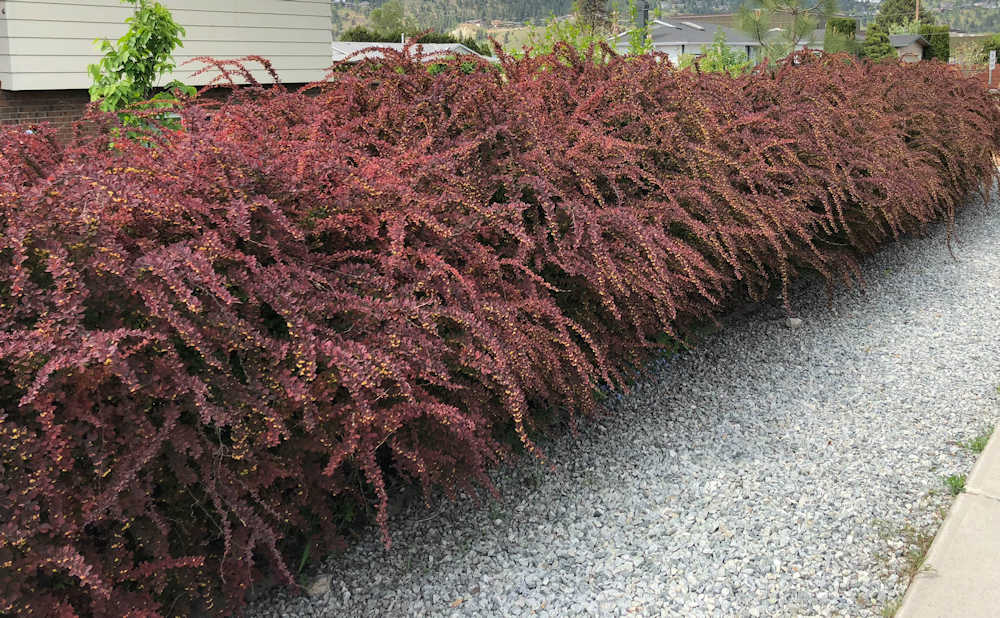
(613, 19), (762, 51)
(889, 34), (930, 47)
(856, 33), (931, 48)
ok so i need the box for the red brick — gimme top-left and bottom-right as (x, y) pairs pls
(0, 89), (90, 138)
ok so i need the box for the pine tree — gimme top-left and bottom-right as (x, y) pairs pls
(737, 0), (836, 61)
(862, 23), (897, 61)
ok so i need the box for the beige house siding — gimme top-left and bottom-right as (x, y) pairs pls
(0, 5), (10, 88)
(897, 42), (924, 63)
(0, 0), (332, 90)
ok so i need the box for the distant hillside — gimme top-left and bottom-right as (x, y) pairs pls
(332, 0), (1000, 39)
(332, 0), (575, 35)
(842, 0), (1000, 33)
(924, 1), (1000, 34)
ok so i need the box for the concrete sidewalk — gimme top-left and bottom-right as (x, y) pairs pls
(897, 430), (1000, 618)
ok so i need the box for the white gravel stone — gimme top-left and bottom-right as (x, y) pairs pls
(785, 317), (803, 329)
(246, 188), (1000, 617)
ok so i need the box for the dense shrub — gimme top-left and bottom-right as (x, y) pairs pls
(919, 24), (951, 62)
(824, 17), (861, 56)
(827, 16), (858, 39)
(1, 49), (998, 616)
(977, 33), (1000, 64)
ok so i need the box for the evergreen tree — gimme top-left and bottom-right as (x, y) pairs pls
(824, 15), (860, 55)
(737, 0), (836, 61)
(862, 22), (897, 61)
(872, 0), (934, 32)
(369, 0), (416, 36)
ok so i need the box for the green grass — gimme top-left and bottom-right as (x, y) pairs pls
(961, 425), (994, 454)
(945, 474), (966, 496)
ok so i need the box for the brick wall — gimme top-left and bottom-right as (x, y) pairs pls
(0, 84), (313, 138)
(0, 89), (91, 136)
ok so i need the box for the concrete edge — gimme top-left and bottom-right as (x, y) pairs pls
(966, 427), (1000, 499)
(895, 429), (1000, 618)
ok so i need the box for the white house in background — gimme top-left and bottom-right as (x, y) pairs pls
(613, 19), (835, 64)
(330, 41), (493, 64)
(854, 33), (930, 63)
(0, 0), (332, 132)
(613, 20), (765, 64)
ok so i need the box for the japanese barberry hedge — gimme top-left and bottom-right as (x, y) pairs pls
(1, 48), (998, 616)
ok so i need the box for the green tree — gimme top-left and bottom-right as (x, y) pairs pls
(737, 0), (836, 61)
(626, 0), (654, 55)
(88, 0), (192, 113)
(872, 0), (934, 32)
(824, 16), (860, 55)
(886, 16), (922, 34)
(827, 16), (857, 37)
(679, 29), (753, 75)
(368, 0), (417, 37)
(861, 22), (897, 60)
(976, 34), (1000, 64)
(522, 13), (611, 59)
(919, 24), (950, 61)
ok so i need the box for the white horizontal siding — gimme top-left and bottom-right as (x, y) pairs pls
(2, 53), (330, 73)
(6, 39), (332, 57)
(7, 3), (328, 26)
(0, 6), (10, 87)
(1, 0), (332, 90)
(5, 0), (328, 16)
(8, 22), (331, 43)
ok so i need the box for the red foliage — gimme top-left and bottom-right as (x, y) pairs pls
(1, 49), (998, 615)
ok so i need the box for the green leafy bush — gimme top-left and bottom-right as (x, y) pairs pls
(828, 16), (858, 38)
(976, 33), (1000, 63)
(520, 12), (611, 59)
(87, 0), (193, 114)
(825, 17), (861, 55)
(679, 30), (753, 76)
(919, 25), (951, 62)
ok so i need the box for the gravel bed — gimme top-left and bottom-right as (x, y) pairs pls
(247, 188), (1000, 618)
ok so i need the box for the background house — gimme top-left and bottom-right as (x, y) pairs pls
(888, 34), (930, 62)
(613, 19), (764, 64)
(0, 0), (332, 132)
(852, 32), (930, 62)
